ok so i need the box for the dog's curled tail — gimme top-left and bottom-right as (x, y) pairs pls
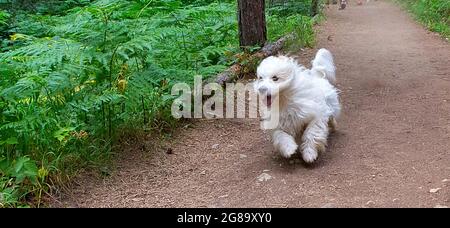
(311, 48), (336, 84)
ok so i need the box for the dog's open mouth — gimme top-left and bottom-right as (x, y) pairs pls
(266, 94), (272, 108)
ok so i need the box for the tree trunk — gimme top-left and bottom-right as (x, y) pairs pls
(237, 0), (267, 48)
(311, 0), (320, 16)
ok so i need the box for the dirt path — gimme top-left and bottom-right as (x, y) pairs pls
(54, 1), (450, 208)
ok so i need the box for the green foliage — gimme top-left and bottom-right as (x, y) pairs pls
(0, 0), (317, 207)
(0, 155), (47, 207)
(0, 0), (93, 15)
(0, 10), (9, 25)
(267, 0), (316, 46)
(267, 0), (311, 17)
(397, 0), (450, 39)
(268, 14), (315, 47)
(0, 9), (11, 51)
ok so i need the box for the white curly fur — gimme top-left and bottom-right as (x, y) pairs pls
(254, 49), (341, 163)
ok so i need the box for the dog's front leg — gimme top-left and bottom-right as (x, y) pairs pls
(272, 130), (298, 158)
(301, 119), (329, 163)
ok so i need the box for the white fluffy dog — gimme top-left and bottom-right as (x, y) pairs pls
(254, 49), (341, 163)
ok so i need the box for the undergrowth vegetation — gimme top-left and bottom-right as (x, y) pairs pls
(397, 0), (450, 39)
(0, 0), (318, 207)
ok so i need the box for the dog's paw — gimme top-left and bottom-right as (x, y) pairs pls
(328, 117), (337, 133)
(280, 143), (298, 159)
(301, 148), (318, 163)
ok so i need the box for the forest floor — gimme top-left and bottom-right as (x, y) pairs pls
(52, 0), (450, 208)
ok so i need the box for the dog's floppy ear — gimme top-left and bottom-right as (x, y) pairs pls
(279, 65), (294, 79)
(278, 56), (297, 78)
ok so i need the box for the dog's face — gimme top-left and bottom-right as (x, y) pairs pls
(254, 56), (296, 108)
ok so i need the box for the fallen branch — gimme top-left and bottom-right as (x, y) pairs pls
(260, 33), (295, 57)
(212, 33), (295, 86)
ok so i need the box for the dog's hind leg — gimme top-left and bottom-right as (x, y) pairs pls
(273, 130), (298, 158)
(328, 117), (337, 133)
(301, 119), (329, 163)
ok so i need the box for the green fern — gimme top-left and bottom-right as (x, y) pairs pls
(0, 0), (316, 207)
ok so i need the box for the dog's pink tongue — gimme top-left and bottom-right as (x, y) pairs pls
(266, 95), (272, 108)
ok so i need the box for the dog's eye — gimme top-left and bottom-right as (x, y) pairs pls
(272, 76), (279, 81)
(258, 76), (262, 80)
